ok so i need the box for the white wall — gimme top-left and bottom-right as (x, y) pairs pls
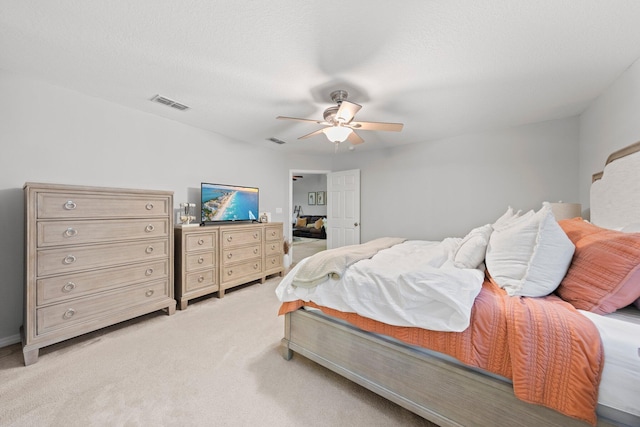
(333, 119), (580, 242)
(578, 58), (640, 214)
(0, 70), (331, 346)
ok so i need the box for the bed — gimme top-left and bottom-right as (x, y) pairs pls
(277, 142), (640, 427)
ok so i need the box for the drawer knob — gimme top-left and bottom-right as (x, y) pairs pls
(227, 236), (233, 242)
(271, 259), (276, 264)
(63, 308), (76, 319)
(145, 289), (154, 297)
(227, 270), (233, 276)
(198, 275), (205, 283)
(271, 244), (276, 250)
(145, 224), (155, 232)
(198, 239), (205, 245)
(253, 263), (258, 270)
(63, 255), (76, 265)
(145, 203), (154, 210)
(63, 228), (78, 238)
(198, 257), (205, 264)
(271, 231), (276, 237)
(145, 268), (154, 276)
(64, 200), (77, 210)
(253, 233), (258, 239)
(227, 253), (233, 259)
(62, 282), (76, 293)
(253, 248), (258, 254)
(145, 246), (154, 254)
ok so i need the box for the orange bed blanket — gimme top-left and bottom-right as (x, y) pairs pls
(279, 278), (604, 425)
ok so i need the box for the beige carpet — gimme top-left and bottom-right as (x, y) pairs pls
(291, 238), (326, 266)
(0, 277), (436, 427)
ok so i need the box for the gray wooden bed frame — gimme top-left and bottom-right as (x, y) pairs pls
(280, 142), (640, 427)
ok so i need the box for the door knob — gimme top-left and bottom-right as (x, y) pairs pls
(354, 222), (359, 227)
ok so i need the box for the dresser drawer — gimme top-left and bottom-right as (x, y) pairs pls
(37, 239), (169, 276)
(37, 219), (169, 247)
(222, 260), (262, 282)
(36, 260), (169, 305)
(221, 229), (261, 248)
(36, 192), (170, 219)
(222, 244), (261, 266)
(265, 240), (281, 256)
(185, 251), (215, 271)
(185, 232), (216, 252)
(37, 280), (169, 334)
(265, 254), (282, 270)
(185, 269), (217, 292)
(265, 226), (283, 242)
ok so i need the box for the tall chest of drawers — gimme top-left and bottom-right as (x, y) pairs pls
(23, 183), (176, 366)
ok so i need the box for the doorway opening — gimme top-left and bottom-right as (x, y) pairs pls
(289, 169), (330, 267)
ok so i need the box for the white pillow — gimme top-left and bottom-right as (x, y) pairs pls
(485, 203), (575, 297)
(492, 206), (533, 230)
(492, 206), (518, 228)
(454, 224), (493, 269)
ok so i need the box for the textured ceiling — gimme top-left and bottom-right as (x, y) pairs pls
(3, 1), (640, 154)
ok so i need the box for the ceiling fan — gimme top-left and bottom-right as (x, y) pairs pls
(276, 90), (403, 146)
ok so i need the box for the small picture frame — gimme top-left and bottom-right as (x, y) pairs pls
(308, 192), (316, 205)
(316, 191), (325, 205)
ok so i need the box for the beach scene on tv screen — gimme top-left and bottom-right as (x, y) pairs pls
(202, 184), (258, 222)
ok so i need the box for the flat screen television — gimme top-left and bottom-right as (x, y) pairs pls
(201, 182), (259, 223)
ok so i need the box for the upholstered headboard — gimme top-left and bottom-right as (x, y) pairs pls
(590, 141), (640, 230)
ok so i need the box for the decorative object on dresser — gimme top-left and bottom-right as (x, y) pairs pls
(175, 222), (284, 308)
(22, 182), (176, 366)
(178, 202), (197, 226)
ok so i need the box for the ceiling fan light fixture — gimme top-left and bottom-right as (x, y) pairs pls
(323, 126), (352, 143)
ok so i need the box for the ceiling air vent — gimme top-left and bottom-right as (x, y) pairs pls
(151, 95), (190, 111)
(267, 137), (286, 145)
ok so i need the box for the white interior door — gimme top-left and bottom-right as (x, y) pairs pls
(326, 169), (360, 249)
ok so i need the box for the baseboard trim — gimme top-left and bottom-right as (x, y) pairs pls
(0, 333), (21, 349)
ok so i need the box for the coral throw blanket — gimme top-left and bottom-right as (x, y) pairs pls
(279, 278), (604, 425)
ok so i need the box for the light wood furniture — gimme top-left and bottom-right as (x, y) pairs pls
(23, 183), (176, 366)
(174, 226), (219, 310)
(282, 309), (616, 427)
(175, 222), (284, 308)
(281, 143), (640, 427)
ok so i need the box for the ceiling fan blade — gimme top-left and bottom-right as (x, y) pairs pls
(276, 116), (329, 125)
(336, 101), (362, 123)
(347, 131), (364, 145)
(298, 128), (326, 140)
(349, 121), (404, 132)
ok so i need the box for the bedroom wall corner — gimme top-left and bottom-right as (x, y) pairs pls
(579, 57), (640, 214)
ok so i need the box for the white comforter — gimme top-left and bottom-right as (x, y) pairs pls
(275, 239), (485, 332)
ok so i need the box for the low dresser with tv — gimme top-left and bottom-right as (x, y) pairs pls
(175, 222), (284, 308)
